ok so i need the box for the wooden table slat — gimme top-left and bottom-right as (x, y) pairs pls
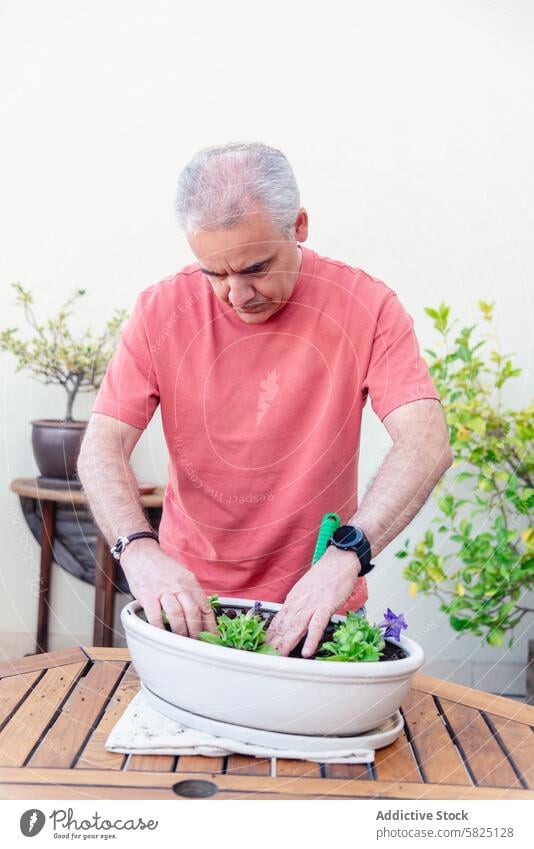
(225, 754), (271, 776)
(0, 662), (87, 767)
(0, 647), (88, 678)
(0, 784), (350, 801)
(75, 665), (140, 771)
(0, 766), (532, 800)
(324, 762), (370, 779)
(274, 757), (321, 777)
(438, 696), (523, 789)
(128, 754), (176, 772)
(81, 646), (131, 662)
(412, 672), (534, 725)
(174, 754), (226, 774)
(483, 711), (534, 789)
(0, 670), (42, 730)
(373, 727), (422, 783)
(401, 689), (471, 785)
(27, 660), (127, 768)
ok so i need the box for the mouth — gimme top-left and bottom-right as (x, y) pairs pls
(237, 302), (269, 312)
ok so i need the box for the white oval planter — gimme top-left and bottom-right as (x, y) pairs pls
(122, 597), (425, 737)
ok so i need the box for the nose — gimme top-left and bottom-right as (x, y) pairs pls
(227, 277), (257, 309)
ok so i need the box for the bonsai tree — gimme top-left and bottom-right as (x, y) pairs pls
(0, 282), (127, 421)
(396, 301), (533, 648)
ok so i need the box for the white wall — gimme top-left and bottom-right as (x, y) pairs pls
(1, 0), (532, 693)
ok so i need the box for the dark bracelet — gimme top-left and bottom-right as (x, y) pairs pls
(110, 531), (159, 562)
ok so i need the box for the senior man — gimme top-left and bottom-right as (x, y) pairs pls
(77, 142), (453, 658)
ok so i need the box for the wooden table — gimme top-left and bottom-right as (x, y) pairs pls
(0, 647), (533, 800)
(9, 478), (164, 652)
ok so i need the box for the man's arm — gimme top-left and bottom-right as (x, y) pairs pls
(346, 398), (453, 557)
(77, 412), (153, 544)
(265, 398), (453, 656)
(77, 412), (218, 638)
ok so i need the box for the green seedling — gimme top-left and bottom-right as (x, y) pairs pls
(198, 603), (279, 655)
(315, 611), (386, 662)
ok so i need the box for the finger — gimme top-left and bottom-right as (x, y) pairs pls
(301, 608), (330, 657)
(269, 612), (312, 657)
(160, 593), (187, 636)
(265, 611), (289, 642)
(175, 592), (207, 639)
(200, 600), (219, 634)
(143, 599), (165, 630)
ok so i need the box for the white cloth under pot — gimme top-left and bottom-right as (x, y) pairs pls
(105, 688), (403, 764)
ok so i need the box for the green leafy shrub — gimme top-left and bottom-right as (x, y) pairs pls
(316, 612), (386, 661)
(396, 301), (533, 648)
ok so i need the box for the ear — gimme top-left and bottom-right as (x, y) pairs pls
(294, 207), (309, 242)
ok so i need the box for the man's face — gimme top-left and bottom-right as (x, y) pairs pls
(187, 205), (309, 323)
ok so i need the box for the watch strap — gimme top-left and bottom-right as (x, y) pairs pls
(110, 531), (159, 562)
(357, 558), (375, 577)
(327, 526), (375, 576)
(354, 532), (372, 572)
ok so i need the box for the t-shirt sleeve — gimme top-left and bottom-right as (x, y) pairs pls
(362, 288), (441, 422)
(91, 292), (160, 429)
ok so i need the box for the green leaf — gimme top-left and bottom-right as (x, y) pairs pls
(478, 300), (494, 319)
(466, 416), (486, 436)
(487, 628), (505, 646)
(256, 643), (280, 655)
(438, 494), (455, 516)
(450, 615), (470, 631)
(197, 631), (224, 645)
(498, 602), (514, 619)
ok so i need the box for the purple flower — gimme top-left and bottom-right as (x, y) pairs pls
(245, 601), (263, 619)
(377, 608), (408, 641)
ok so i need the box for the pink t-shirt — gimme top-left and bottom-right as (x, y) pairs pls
(92, 245), (441, 613)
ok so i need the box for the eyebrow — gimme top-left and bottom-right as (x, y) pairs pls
(199, 256), (273, 277)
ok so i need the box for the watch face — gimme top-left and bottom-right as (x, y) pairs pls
(332, 525), (363, 547)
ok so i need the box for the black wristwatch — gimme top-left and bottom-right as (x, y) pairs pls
(326, 525), (375, 576)
(110, 531), (159, 562)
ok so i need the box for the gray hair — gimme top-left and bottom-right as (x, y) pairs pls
(174, 142), (300, 240)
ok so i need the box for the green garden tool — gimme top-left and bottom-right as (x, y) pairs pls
(311, 512), (341, 565)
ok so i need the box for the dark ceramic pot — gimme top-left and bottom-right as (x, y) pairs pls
(31, 419), (87, 486)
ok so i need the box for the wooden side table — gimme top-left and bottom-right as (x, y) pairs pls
(9, 478), (164, 653)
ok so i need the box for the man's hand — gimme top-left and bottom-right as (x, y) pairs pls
(264, 547), (361, 657)
(120, 539), (219, 639)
